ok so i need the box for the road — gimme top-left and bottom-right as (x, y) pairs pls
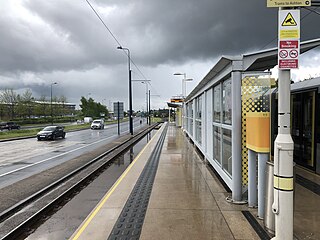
(0, 118), (146, 189)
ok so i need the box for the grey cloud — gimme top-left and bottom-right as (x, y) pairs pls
(0, 0), (319, 109)
(2, 0), (319, 73)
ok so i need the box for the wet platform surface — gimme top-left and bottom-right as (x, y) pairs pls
(70, 124), (320, 240)
(139, 125), (260, 240)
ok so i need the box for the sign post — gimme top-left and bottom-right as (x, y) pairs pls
(114, 102), (124, 135)
(267, 3), (300, 239)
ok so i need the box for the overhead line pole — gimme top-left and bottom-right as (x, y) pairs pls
(132, 80), (151, 124)
(117, 46), (133, 135)
(50, 82), (57, 125)
(148, 90), (151, 125)
(117, 101), (120, 135)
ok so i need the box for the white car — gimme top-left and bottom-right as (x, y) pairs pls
(91, 119), (104, 130)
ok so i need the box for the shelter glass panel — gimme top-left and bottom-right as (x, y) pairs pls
(213, 126), (221, 164)
(196, 121), (202, 145)
(187, 102), (194, 136)
(223, 79), (232, 124)
(222, 128), (232, 175)
(195, 95), (202, 145)
(213, 85), (221, 123)
(195, 95), (202, 120)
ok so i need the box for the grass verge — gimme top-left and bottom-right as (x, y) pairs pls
(0, 124), (91, 140)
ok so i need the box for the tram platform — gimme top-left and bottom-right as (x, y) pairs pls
(70, 123), (320, 240)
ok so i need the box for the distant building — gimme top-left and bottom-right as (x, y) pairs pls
(0, 100), (76, 120)
(33, 101), (76, 111)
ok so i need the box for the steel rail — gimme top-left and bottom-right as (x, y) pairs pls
(0, 123), (159, 240)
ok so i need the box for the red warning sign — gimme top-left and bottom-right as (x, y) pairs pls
(289, 49), (298, 58)
(279, 50), (288, 58)
(279, 40), (298, 49)
(278, 41), (299, 69)
(279, 59), (298, 69)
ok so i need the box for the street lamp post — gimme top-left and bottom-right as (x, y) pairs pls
(149, 91), (161, 125)
(51, 82), (58, 125)
(142, 82), (149, 124)
(132, 80), (151, 124)
(117, 46), (133, 135)
(174, 73), (192, 129)
(173, 72), (193, 98)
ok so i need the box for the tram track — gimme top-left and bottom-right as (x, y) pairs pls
(0, 123), (159, 240)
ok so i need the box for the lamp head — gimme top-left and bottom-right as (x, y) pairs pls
(117, 46), (123, 50)
(173, 73), (183, 76)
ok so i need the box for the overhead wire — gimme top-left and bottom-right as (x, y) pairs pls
(85, 0), (161, 97)
(85, 0), (122, 47)
(304, 7), (320, 15)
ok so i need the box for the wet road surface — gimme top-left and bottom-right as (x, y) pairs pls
(0, 119), (145, 188)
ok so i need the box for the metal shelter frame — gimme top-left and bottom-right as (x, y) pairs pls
(183, 38), (320, 202)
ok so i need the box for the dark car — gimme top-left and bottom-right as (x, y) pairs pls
(0, 122), (21, 131)
(37, 126), (66, 141)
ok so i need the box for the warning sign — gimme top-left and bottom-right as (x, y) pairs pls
(279, 59), (298, 69)
(279, 10), (300, 40)
(282, 13), (297, 26)
(278, 10), (300, 69)
(279, 50), (288, 58)
(280, 30), (299, 39)
(289, 50), (298, 58)
(278, 44), (300, 69)
(279, 40), (299, 49)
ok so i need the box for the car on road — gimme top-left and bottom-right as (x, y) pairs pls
(0, 122), (21, 131)
(91, 119), (104, 130)
(37, 126), (66, 141)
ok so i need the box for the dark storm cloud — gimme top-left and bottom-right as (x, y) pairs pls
(94, 0), (319, 64)
(0, 0), (319, 108)
(1, 0), (319, 73)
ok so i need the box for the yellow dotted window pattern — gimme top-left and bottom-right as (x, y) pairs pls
(241, 76), (272, 186)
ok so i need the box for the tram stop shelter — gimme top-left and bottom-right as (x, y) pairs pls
(183, 38), (320, 202)
(167, 102), (182, 127)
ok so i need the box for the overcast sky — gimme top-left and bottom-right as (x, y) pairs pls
(0, 0), (319, 111)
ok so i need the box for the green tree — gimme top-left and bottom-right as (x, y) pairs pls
(80, 97), (109, 118)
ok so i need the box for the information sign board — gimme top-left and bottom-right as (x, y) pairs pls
(267, 0), (310, 7)
(171, 98), (183, 103)
(113, 102), (124, 119)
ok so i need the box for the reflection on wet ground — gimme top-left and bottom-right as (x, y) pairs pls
(140, 126), (261, 240)
(24, 130), (155, 240)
